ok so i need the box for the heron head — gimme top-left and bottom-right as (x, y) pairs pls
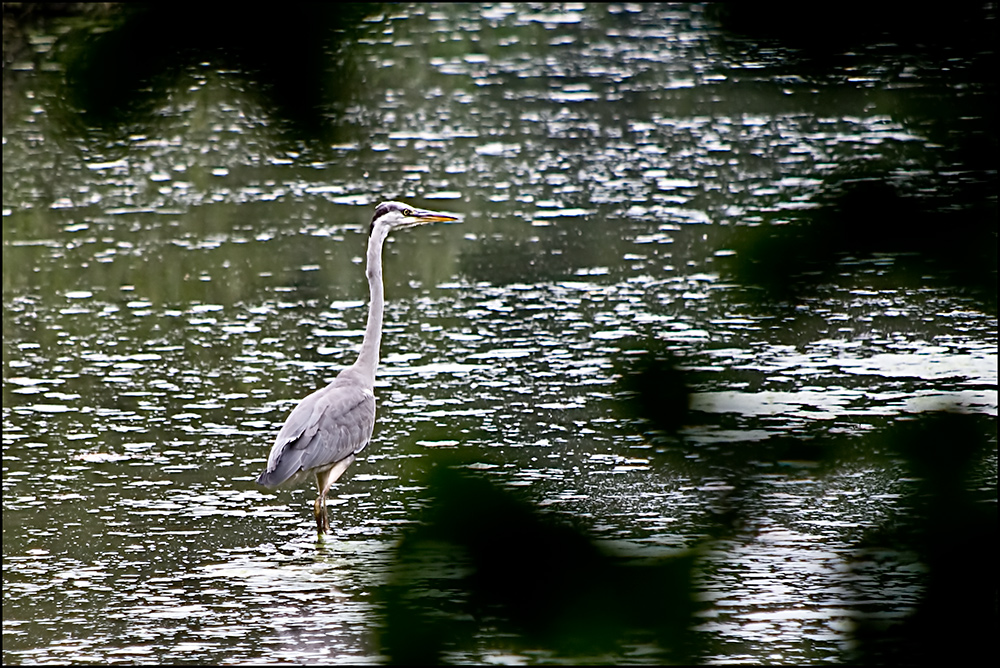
(370, 201), (461, 236)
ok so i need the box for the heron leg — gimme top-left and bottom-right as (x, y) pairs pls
(312, 455), (357, 536)
(314, 494), (330, 534)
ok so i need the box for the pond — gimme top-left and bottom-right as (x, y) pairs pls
(3, 3), (996, 665)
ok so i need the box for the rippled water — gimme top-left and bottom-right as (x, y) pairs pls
(3, 3), (996, 665)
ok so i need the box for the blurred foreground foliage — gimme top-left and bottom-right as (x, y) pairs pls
(4, 2), (379, 143)
(720, 178), (997, 310)
(374, 409), (994, 664)
(378, 465), (702, 664)
(845, 412), (997, 664)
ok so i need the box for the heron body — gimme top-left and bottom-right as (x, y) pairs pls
(257, 201), (459, 534)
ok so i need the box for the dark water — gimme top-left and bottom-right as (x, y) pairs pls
(3, 4), (996, 664)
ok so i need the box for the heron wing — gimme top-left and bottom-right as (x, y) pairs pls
(257, 373), (375, 488)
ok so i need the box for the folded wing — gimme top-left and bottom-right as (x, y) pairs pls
(257, 372), (375, 488)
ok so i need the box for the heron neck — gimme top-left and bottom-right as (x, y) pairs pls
(354, 224), (389, 382)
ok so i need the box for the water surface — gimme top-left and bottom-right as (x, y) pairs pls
(3, 4), (996, 664)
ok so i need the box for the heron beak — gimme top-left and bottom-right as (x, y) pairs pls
(405, 209), (462, 226)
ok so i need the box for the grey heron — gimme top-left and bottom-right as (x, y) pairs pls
(257, 201), (460, 534)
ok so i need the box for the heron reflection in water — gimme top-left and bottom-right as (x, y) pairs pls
(257, 201), (460, 534)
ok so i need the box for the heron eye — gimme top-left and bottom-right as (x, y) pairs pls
(402, 209), (413, 217)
